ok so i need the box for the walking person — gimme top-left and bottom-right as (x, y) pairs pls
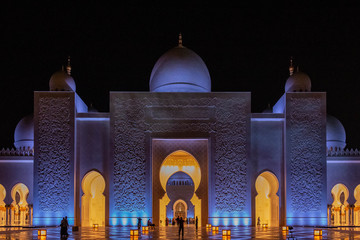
(178, 216), (184, 238)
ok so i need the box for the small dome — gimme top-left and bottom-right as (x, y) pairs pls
(14, 115), (34, 150)
(327, 114), (346, 151)
(150, 43), (211, 92)
(285, 71), (311, 92)
(49, 70), (76, 91)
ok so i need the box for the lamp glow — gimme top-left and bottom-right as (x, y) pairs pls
(142, 226), (149, 231)
(262, 223), (268, 228)
(37, 229), (47, 236)
(222, 229), (231, 236)
(314, 229), (322, 236)
(282, 226), (289, 231)
(206, 224), (212, 228)
(212, 226), (219, 232)
(93, 224), (99, 228)
(130, 229), (139, 236)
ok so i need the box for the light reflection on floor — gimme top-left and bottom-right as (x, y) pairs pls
(1, 225), (360, 239)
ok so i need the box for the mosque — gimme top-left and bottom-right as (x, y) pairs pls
(0, 35), (360, 228)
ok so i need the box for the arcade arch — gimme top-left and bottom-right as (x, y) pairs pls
(11, 183), (30, 225)
(330, 183), (350, 225)
(81, 171), (105, 227)
(0, 184), (5, 226)
(159, 150), (202, 226)
(354, 184), (360, 225)
(255, 171), (279, 227)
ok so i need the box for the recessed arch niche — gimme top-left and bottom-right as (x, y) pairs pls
(81, 171), (105, 227)
(255, 171), (279, 227)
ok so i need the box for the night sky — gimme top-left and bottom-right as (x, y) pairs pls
(1, 4), (360, 149)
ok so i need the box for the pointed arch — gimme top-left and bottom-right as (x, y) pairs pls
(255, 171), (279, 227)
(81, 170), (106, 227)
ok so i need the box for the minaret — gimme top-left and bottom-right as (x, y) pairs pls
(66, 56), (72, 75)
(178, 33), (183, 47)
(289, 56), (294, 76)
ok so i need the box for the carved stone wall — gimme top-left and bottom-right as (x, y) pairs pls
(35, 93), (74, 213)
(286, 93), (326, 214)
(111, 93), (251, 217)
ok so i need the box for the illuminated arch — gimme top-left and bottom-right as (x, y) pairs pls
(81, 171), (105, 227)
(331, 183), (350, 225)
(159, 150), (202, 227)
(255, 171), (279, 227)
(353, 184), (360, 225)
(159, 150), (201, 191)
(11, 183), (29, 225)
(173, 199), (188, 219)
(0, 184), (5, 226)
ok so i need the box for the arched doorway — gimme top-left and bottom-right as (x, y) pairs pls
(255, 171), (279, 227)
(159, 150), (202, 226)
(0, 184), (5, 226)
(173, 199), (188, 219)
(354, 185), (360, 226)
(330, 183), (349, 225)
(11, 183), (29, 225)
(81, 171), (105, 227)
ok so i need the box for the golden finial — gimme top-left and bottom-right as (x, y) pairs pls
(66, 56), (72, 75)
(289, 56), (294, 76)
(178, 33), (183, 47)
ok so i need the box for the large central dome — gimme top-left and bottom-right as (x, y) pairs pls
(149, 37), (211, 92)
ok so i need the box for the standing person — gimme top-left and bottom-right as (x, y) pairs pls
(195, 216), (198, 230)
(178, 217), (184, 237)
(257, 217), (261, 227)
(60, 217), (65, 238)
(64, 216), (69, 237)
(137, 217), (142, 229)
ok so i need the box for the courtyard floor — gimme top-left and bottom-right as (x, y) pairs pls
(1, 225), (360, 239)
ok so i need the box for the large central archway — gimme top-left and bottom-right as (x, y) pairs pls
(255, 171), (279, 227)
(159, 150), (202, 226)
(11, 183), (30, 226)
(81, 171), (105, 227)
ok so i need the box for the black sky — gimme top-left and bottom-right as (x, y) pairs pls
(1, 4), (360, 149)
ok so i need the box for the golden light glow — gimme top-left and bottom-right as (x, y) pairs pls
(142, 226), (149, 231)
(159, 150), (201, 191)
(212, 226), (219, 231)
(262, 224), (268, 228)
(93, 224), (98, 228)
(255, 171), (279, 227)
(222, 229), (231, 236)
(130, 229), (139, 236)
(206, 224), (212, 228)
(37, 229), (47, 236)
(282, 226), (289, 231)
(314, 229), (322, 236)
(81, 171), (106, 227)
(354, 184), (360, 225)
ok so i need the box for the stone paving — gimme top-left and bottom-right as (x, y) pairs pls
(1, 225), (360, 239)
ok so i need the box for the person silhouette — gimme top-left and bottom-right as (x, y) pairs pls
(178, 217), (184, 237)
(137, 217), (142, 229)
(195, 216), (198, 230)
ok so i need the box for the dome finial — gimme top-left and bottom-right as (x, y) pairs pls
(289, 56), (294, 76)
(66, 56), (72, 75)
(178, 33), (183, 47)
